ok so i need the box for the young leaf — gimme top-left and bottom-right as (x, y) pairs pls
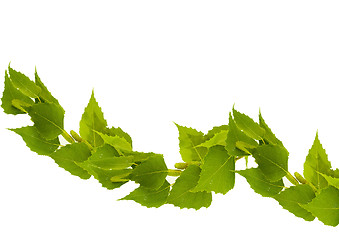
(95, 131), (132, 152)
(1, 70), (34, 114)
(129, 154), (168, 189)
(237, 168), (284, 197)
(273, 185), (316, 221)
(258, 111), (284, 146)
(49, 142), (92, 179)
(175, 123), (207, 162)
(85, 144), (134, 170)
(80, 91), (107, 148)
(304, 133), (332, 189)
(9, 126), (60, 155)
(302, 186), (339, 226)
(251, 144), (289, 182)
(232, 108), (265, 140)
(120, 180), (170, 208)
(34, 69), (60, 106)
(204, 125), (228, 140)
(105, 126), (132, 147)
(193, 146), (235, 194)
(198, 130), (228, 148)
(27, 102), (65, 140)
(225, 113), (258, 156)
(167, 165), (212, 210)
(319, 173), (339, 190)
(8, 65), (41, 98)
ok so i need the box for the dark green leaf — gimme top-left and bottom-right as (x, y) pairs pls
(1, 70), (34, 114)
(273, 185), (316, 221)
(233, 108), (265, 140)
(8, 65), (41, 98)
(225, 113), (258, 156)
(237, 168), (284, 197)
(193, 146), (235, 194)
(10, 126), (60, 155)
(251, 144), (289, 182)
(129, 154), (168, 189)
(79, 91), (107, 148)
(27, 102), (65, 139)
(302, 186), (339, 226)
(120, 181), (170, 208)
(50, 142), (92, 179)
(167, 165), (212, 210)
(304, 133), (332, 189)
(175, 123), (207, 162)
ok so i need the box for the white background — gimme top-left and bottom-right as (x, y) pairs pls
(1, 0), (339, 239)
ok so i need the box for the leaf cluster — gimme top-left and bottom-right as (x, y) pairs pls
(2, 65), (339, 227)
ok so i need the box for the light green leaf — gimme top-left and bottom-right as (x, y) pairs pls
(319, 173), (339, 190)
(304, 133), (332, 189)
(225, 113), (258, 156)
(193, 146), (235, 194)
(27, 102), (65, 140)
(80, 91), (107, 148)
(167, 165), (212, 210)
(258, 111), (284, 146)
(274, 185), (316, 221)
(34, 69), (60, 106)
(251, 144), (289, 182)
(302, 186), (339, 226)
(50, 142), (92, 179)
(1, 70), (34, 114)
(105, 126), (132, 147)
(204, 125), (228, 140)
(129, 154), (168, 189)
(10, 126), (60, 155)
(95, 131), (132, 152)
(86, 144), (134, 170)
(233, 108), (265, 140)
(120, 181), (170, 208)
(198, 130), (228, 148)
(237, 168), (284, 197)
(8, 65), (41, 98)
(175, 123), (207, 163)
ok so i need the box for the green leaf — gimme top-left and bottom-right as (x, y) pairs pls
(233, 108), (265, 140)
(85, 144), (134, 170)
(198, 130), (228, 148)
(8, 65), (41, 98)
(274, 185), (316, 221)
(237, 168), (284, 197)
(129, 154), (168, 189)
(167, 165), (212, 210)
(120, 181), (170, 208)
(50, 142), (92, 179)
(95, 131), (132, 152)
(304, 133), (332, 189)
(225, 113), (258, 156)
(175, 123), (207, 163)
(320, 173), (339, 190)
(34, 69), (60, 106)
(105, 126), (132, 147)
(80, 91), (107, 148)
(193, 146), (235, 194)
(1, 70), (34, 114)
(9, 126), (60, 155)
(251, 144), (289, 182)
(27, 102), (65, 140)
(204, 125), (228, 140)
(302, 186), (339, 226)
(258, 111), (284, 146)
